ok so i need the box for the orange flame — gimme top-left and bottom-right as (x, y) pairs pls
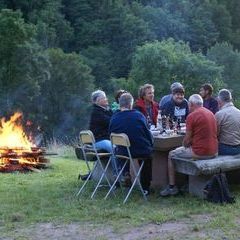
(0, 112), (33, 150)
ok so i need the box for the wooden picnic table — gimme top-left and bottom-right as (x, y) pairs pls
(151, 133), (184, 189)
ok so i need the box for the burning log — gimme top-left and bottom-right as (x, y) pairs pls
(0, 112), (53, 173)
(0, 147), (51, 172)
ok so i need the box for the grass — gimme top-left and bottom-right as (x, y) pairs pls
(1, 150), (240, 238)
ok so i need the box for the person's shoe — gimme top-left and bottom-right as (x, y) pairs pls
(143, 188), (150, 196)
(79, 173), (91, 181)
(160, 185), (179, 197)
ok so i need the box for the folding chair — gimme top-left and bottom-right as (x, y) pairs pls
(105, 133), (147, 204)
(76, 130), (113, 198)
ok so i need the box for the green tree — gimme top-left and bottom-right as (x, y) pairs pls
(64, 0), (150, 81)
(130, 39), (223, 98)
(207, 42), (240, 99)
(0, 9), (49, 115)
(81, 45), (114, 91)
(1, 0), (73, 50)
(39, 48), (95, 137)
(30, 0), (73, 50)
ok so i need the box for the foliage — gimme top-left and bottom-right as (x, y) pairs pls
(0, 9), (49, 116)
(0, 1), (240, 138)
(39, 48), (95, 138)
(130, 39), (223, 97)
(207, 42), (240, 99)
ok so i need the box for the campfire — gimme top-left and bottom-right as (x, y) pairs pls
(0, 112), (49, 172)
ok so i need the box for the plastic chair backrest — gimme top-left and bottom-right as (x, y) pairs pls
(79, 130), (95, 145)
(111, 133), (131, 147)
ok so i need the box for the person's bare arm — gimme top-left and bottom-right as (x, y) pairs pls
(183, 130), (192, 147)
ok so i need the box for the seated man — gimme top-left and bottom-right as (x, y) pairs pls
(88, 90), (120, 177)
(160, 94), (218, 196)
(134, 84), (159, 128)
(215, 89), (240, 155)
(161, 87), (189, 123)
(199, 83), (218, 114)
(159, 82), (184, 109)
(89, 90), (113, 152)
(109, 93), (153, 194)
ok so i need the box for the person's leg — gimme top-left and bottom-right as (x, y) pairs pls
(161, 147), (193, 196)
(95, 140), (112, 153)
(139, 157), (152, 191)
(168, 153), (176, 186)
(95, 140), (118, 175)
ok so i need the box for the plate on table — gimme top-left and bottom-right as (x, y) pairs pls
(151, 130), (160, 136)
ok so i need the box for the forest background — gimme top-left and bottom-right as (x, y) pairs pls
(0, 0), (240, 140)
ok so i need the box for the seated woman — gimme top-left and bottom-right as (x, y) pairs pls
(111, 89), (127, 112)
(89, 90), (113, 153)
(134, 84), (159, 128)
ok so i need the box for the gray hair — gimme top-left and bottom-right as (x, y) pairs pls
(170, 82), (183, 91)
(91, 90), (106, 103)
(119, 93), (134, 109)
(189, 94), (203, 106)
(218, 89), (232, 103)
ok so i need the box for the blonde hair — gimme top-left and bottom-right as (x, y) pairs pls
(138, 84), (154, 98)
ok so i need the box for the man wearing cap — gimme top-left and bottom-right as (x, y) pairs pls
(215, 89), (240, 155)
(159, 82), (184, 109)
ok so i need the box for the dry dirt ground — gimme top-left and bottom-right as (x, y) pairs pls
(1, 214), (237, 240)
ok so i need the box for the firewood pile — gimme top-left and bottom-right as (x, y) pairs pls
(0, 147), (52, 173)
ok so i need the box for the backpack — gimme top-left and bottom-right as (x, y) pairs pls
(203, 172), (235, 204)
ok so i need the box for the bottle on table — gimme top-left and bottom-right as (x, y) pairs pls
(147, 115), (152, 129)
(157, 111), (163, 131)
(166, 115), (170, 130)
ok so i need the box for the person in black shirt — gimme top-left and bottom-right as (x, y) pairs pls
(89, 90), (113, 152)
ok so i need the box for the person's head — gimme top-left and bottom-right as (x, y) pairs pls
(139, 84), (154, 103)
(188, 94), (203, 112)
(91, 90), (108, 108)
(172, 87), (185, 104)
(170, 82), (184, 93)
(119, 93), (134, 110)
(199, 83), (213, 99)
(114, 89), (127, 104)
(217, 89), (232, 108)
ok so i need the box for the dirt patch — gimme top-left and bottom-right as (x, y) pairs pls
(0, 214), (229, 240)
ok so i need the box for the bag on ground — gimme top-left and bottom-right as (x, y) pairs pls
(203, 173), (235, 204)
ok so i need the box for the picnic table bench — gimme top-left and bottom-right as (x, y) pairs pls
(172, 154), (240, 198)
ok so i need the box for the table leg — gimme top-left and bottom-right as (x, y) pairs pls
(151, 151), (169, 189)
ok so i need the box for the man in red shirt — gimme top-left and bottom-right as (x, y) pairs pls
(160, 94), (218, 197)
